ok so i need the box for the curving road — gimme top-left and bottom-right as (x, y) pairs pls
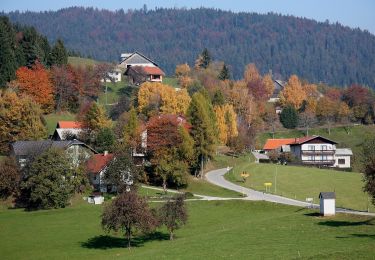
(205, 168), (375, 216)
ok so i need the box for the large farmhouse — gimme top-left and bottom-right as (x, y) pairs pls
(263, 135), (352, 168)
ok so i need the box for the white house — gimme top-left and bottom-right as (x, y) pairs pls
(319, 192), (336, 216)
(52, 121), (83, 141)
(334, 148), (353, 168)
(118, 52), (158, 70)
(289, 136), (337, 167)
(101, 68), (122, 83)
(86, 152), (115, 192)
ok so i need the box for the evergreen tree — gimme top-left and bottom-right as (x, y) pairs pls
(218, 63), (230, 80)
(280, 106), (298, 129)
(200, 48), (211, 69)
(187, 92), (217, 177)
(49, 39), (68, 66)
(0, 17), (17, 87)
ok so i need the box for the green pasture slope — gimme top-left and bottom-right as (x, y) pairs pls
(0, 200), (374, 259)
(43, 112), (76, 135)
(68, 57), (99, 67)
(226, 161), (375, 212)
(257, 124), (375, 172)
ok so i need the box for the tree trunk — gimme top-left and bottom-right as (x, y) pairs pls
(126, 227), (131, 248)
(170, 229), (174, 240)
(163, 179), (167, 194)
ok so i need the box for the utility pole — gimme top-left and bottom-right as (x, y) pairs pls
(275, 165), (277, 194)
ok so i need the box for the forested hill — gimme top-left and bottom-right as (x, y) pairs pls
(5, 7), (375, 87)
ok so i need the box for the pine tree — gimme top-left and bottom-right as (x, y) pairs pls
(200, 48), (211, 69)
(280, 106), (298, 129)
(218, 63), (230, 80)
(0, 17), (17, 87)
(49, 39), (68, 66)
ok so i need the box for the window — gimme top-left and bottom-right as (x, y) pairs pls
(322, 145), (327, 150)
(308, 155), (315, 161)
(308, 145), (315, 151)
(322, 155), (327, 161)
(338, 159), (345, 165)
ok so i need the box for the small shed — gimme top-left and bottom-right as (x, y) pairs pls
(319, 192), (336, 216)
(88, 193), (104, 205)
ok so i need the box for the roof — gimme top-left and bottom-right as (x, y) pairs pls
(289, 136), (337, 145)
(125, 66), (165, 76)
(120, 52), (158, 66)
(263, 138), (296, 150)
(86, 153), (114, 173)
(57, 121), (82, 129)
(335, 148), (353, 156)
(10, 140), (97, 157)
(319, 192), (336, 199)
(54, 128), (82, 140)
(142, 66), (165, 76)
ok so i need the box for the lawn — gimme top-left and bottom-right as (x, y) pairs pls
(0, 200), (374, 259)
(68, 56), (99, 67)
(43, 112), (76, 135)
(163, 77), (180, 88)
(97, 81), (132, 106)
(257, 124), (375, 172)
(226, 162), (375, 212)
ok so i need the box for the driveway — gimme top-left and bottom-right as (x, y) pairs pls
(205, 168), (375, 216)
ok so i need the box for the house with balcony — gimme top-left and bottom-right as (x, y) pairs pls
(263, 135), (352, 168)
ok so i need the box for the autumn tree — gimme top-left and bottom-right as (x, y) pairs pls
(21, 148), (74, 209)
(298, 110), (317, 136)
(81, 102), (112, 139)
(175, 63), (191, 77)
(0, 90), (47, 153)
(195, 48), (211, 69)
(158, 194), (188, 240)
(243, 63), (260, 83)
(342, 84), (374, 123)
(214, 104), (238, 145)
(279, 75), (306, 110)
(0, 157), (20, 199)
(102, 191), (157, 248)
(263, 105), (278, 138)
(316, 96), (337, 135)
(362, 137), (375, 205)
(147, 115), (191, 190)
(14, 61), (54, 112)
(137, 82), (191, 116)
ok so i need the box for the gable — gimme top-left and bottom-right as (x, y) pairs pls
(121, 52), (157, 66)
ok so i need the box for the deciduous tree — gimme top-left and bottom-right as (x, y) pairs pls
(101, 191), (157, 248)
(0, 157), (20, 199)
(158, 194), (188, 240)
(14, 61), (54, 112)
(0, 90), (47, 153)
(362, 137), (375, 205)
(280, 75), (306, 110)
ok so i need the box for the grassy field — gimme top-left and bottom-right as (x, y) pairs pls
(163, 77), (180, 88)
(97, 81), (130, 105)
(0, 200), (374, 259)
(257, 124), (375, 172)
(43, 112), (77, 135)
(226, 161), (375, 212)
(68, 56), (100, 67)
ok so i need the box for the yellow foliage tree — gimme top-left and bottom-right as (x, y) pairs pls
(280, 75), (307, 110)
(138, 82), (191, 116)
(175, 63), (191, 77)
(243, 63), (260, 83)
(214, 104), (238, 145)
(262, 73), (275, 100)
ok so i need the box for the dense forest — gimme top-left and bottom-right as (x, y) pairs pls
(4, 7), (375, 87)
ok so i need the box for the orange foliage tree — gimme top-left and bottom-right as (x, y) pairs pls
(280, 75), (306, 110)
(14, 62), (54, 113)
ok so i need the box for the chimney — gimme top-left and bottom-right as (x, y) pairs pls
(104, 151), (108, 156)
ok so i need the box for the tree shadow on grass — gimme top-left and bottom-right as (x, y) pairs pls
(81, 232), (169, 250)
(351, 234), (375, 239)
(318, 218), (374, 227)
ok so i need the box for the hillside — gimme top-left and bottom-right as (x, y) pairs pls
(5, 7), (375, 87)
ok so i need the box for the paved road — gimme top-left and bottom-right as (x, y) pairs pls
(205, 168), (375, 216)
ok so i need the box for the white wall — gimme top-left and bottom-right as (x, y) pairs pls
(320, 198), (335, 216)
(301, 143), (336, 151)
(334, 155), (351, 168)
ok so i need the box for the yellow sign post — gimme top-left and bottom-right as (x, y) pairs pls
(264, 182), (272, 193)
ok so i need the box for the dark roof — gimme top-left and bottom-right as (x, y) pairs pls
(120, 52), (158, 66)
(319, 192), (336, 199)
(271, 80), (285, 98)
(10, 140), (97, 156)
(289, 135), (337, 145)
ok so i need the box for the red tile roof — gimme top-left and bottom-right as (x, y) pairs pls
(86, 153), (114, 173)
(142, 66), (165, 76)
(57, 121), (83, 129)
(263, 138), (296, 150)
